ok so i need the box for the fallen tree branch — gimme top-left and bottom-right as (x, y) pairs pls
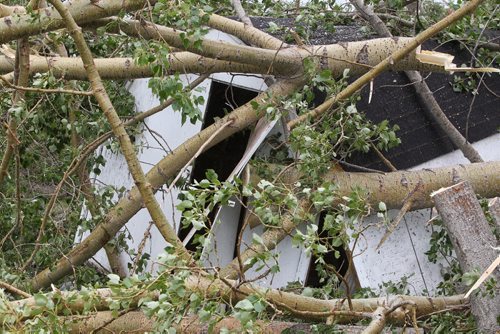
(348, 0), (485, 163)
(362, 306), (387, 334)
(259, 161), (500, 211)
(5, 277), (466, 325)
(46, 0), (191, 266)
(64, 312), (420, 333)
(0, 54), (262, 80)
(218, 161), (500, 279)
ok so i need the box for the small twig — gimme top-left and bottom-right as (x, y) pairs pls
(464, 254), (500, 299)
(0, 280), (31, 298)
(131, 221), (154, 275)
(376, 181), (422, 249)
(371, 143), (397, 172)
(0, 75), (93, 95)
(333, 158), (385, 174)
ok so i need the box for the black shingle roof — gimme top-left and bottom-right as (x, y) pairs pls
(247, 17), (500, 169)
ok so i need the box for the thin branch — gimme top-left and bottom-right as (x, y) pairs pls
(371, 143), (397, 172)
(362, 306), (387, 334)
(230, 0), (252, 26)
(0, 75), (93, 95)
(0, 280), (31, 298)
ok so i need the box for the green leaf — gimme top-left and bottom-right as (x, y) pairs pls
(252, 233), (265, 246)
(107, 274), (120, 284)
(34, 294), (48, 307)
(192, 220), (205, 230)
(235, 299), (254, 311)
(316, 243), (328, 253)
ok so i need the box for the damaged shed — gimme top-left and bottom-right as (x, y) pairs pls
(76, 18), (500, 296)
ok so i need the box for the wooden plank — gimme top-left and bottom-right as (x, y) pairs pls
(432, 181), (500, 333)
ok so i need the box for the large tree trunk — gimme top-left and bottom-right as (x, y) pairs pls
(432, 181), (500, 333)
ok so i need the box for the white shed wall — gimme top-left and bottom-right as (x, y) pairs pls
(76, 74), (211, 274)
(350, 133), (500, 295)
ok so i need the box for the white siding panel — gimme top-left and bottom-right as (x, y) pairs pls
(350, 133), (500, 294)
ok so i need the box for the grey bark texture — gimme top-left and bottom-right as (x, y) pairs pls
(432, 181), (500, 333)
(489, 197), (500, 243)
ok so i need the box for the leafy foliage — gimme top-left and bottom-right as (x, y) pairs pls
(0, 0), (497, 332)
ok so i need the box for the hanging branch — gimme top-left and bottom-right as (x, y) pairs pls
(0, 38), (30, 186)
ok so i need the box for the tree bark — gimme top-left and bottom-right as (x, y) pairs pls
(489, 198), (500, 241)
(362, 306), (387, 334)
(220, 161), (500, 279)
(262, 161), (500, 210)
(432, 181), (500, 333)
(64, 312), (418, 333)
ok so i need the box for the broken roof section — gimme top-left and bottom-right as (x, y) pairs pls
(247, 16), (499, 170)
